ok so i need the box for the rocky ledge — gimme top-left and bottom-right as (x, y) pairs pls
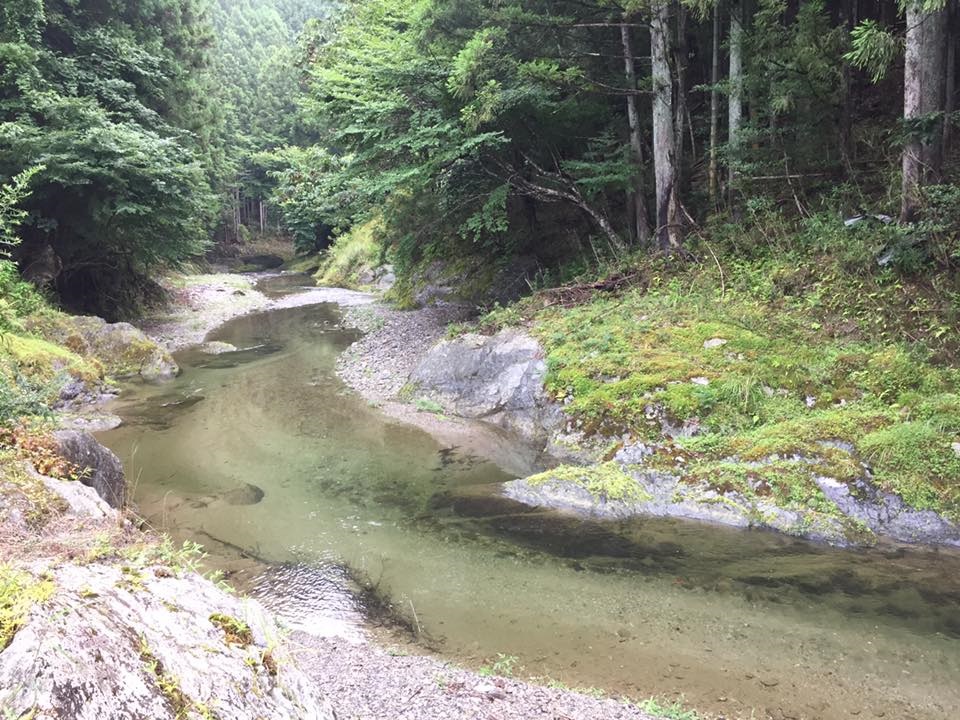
(0, 437), (334, 720)
(406, 329), (960, 548)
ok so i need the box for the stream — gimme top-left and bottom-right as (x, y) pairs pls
(98, 277), (960, 720)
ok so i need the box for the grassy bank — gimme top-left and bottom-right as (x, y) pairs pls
(473, 216), (960, 522)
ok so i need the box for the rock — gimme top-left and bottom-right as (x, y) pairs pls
(221, 483), (266, 506)
(53, 430), (126, 508)
(57, 412), (124, 433)
(703, 338), (728, 350)
(410, 330), (563, 444)
(239, 254), (285, 271)
(690, 376), (711, 386)
(29, 314), (178, 382)
(25, 463), (117, 520)
(952, 442), (960, 458)
(200, 341), (238, 355)
(0, 563), (334, 720)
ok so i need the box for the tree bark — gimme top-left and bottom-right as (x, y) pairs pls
(839, 0), (857, 177)
(673, 1), (690, 195)
(727, 0), (744, 208)
(709, 0), (721, 208)
(620, 20), (652, 245)
(901, 0), (948, 222)
(651, 0), (681, 251)
(944, 0), (957, 158)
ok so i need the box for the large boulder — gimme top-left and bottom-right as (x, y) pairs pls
(0, 562), (334, 720)
(53, 430), (126, 508)
(28, 314), (178, 382)
(410, 330), (562, 444)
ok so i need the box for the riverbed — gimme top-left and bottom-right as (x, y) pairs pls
(98, 277), (960, 720)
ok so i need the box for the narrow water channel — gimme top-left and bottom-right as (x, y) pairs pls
(98, 279), (960, 720)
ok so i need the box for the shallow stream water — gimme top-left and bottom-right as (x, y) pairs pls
(98, 277), (960, 720)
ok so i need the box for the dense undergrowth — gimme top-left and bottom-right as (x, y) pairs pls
(474, 209), (960, 521)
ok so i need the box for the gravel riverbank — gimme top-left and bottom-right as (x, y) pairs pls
(335, 301), (470, 402)
(296, 634), (657, 720)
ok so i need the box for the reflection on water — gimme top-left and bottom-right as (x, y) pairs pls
(99, 285), (960, 720)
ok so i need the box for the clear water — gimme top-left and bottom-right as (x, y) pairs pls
(98, 280), (960, 720)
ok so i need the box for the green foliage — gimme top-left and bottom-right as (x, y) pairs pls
(478, 653), (519, 677)
(209, 612), (254, 646)
(0, 565), (55, 651)
(0, 367), (61, 425)
(845, 20), (900, 83)
(0, 0), (224, 315)
(314, 217), (382, 288)
(637, 696), (701, 720)
(0, 166), (42, 257)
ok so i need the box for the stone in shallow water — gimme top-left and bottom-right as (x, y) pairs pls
(222, 483), (266, 506)
(200, 341), (238, 355)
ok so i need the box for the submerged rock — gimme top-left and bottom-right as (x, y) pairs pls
(0, 563), (334, 720)
(410, 329), (563, 445)
(221, 483), (266, 506)
(200, 341), (238, 355)
(53, 430), (127, 508)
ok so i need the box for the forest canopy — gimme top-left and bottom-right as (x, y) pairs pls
(0, 0), (957, 316)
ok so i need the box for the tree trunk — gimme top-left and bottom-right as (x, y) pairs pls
(728, 0), (744, 208)
(620, 20), (652, 245)
(944, 0), (957, 158)
(709, 0), (721, 208)
(839, 0), (857, 177)
(901, 0), (948, 222)
(673, 1), (689, 196)
(651, 0), (681, 251)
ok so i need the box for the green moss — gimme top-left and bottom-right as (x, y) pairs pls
(526, 462), (651, 503)
(483, 254), (960, 520)
(209, 612), (253, 646)
(0, 565), (55, 650)
(0, 334), (102, 387)
(860, 422), (960, 519)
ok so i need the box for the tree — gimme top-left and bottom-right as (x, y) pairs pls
(901, 0), (949, 221)
(727, 0), (744, 206)
(620, 18), (652, 245)
(650, 0), (682, 250)
(0, 0), (223, 317)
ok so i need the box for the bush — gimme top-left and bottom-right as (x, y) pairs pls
(314, 217), (383, 288)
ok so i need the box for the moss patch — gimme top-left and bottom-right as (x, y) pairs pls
(481, 254), (960, 521)
(0, 334), (102, 388)
(0, 565), (55, 650)
(209, 612), (253, 646)
(526, 461), (651, 503)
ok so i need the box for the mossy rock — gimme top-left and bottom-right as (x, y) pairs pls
(25, 314), (178, 382)
(526, 462), (651, 503)
(0, 334), (103, 388)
